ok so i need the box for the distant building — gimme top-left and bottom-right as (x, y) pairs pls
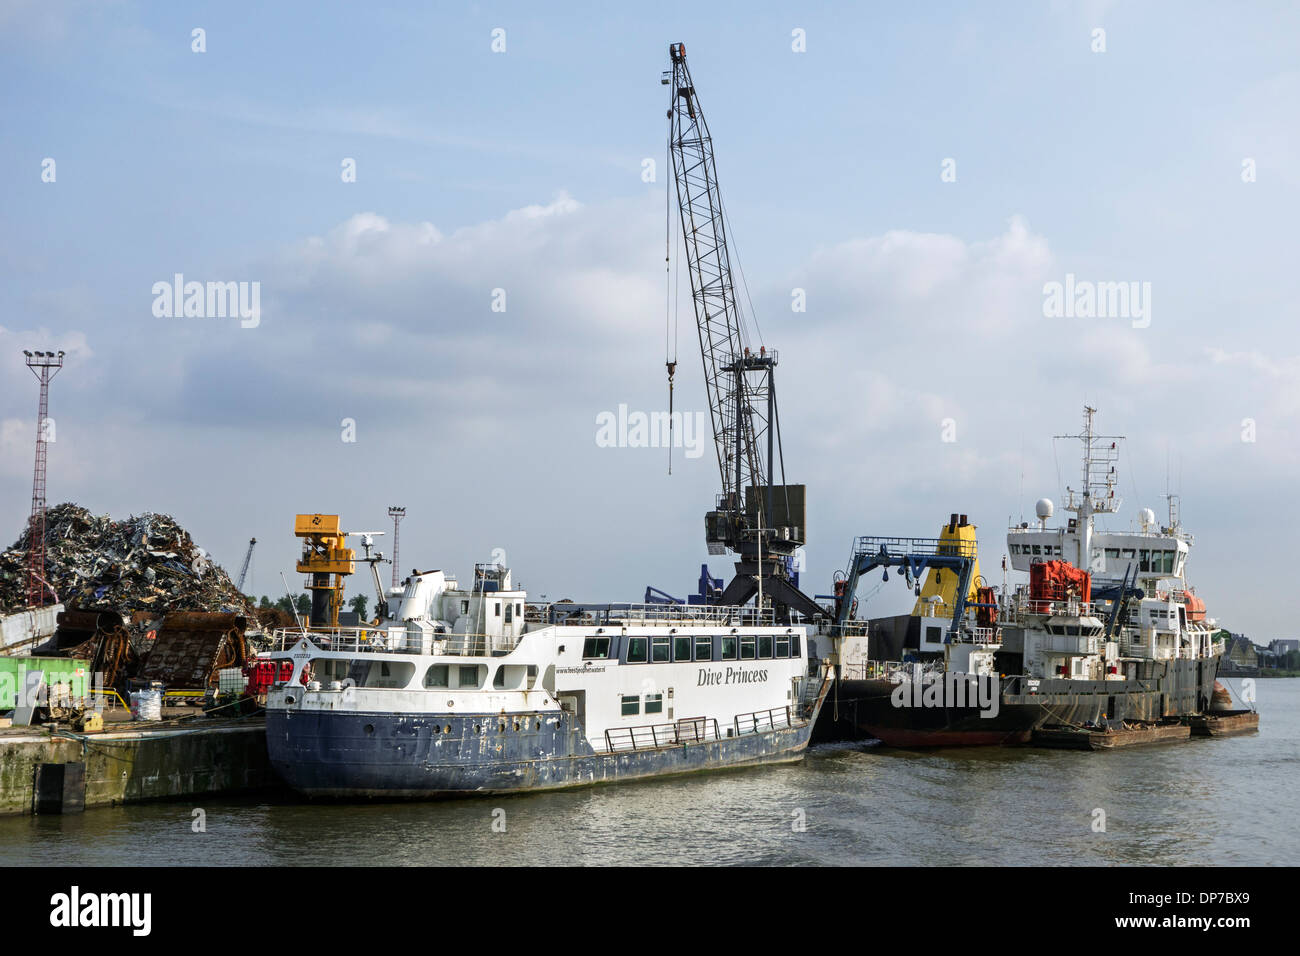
(1269, 639), (1300, 655)
(1224, 634), (1259, 673)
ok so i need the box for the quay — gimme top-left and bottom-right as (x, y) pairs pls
(0, 711), (275, 816)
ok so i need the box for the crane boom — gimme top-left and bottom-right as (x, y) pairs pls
(235, 537), (256, 592)
(664, 42), (822, 623)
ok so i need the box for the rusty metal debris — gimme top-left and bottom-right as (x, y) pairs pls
(1, 503), (256, 619)
(138, 612), (250, 690)
(50, 609), (136, 689)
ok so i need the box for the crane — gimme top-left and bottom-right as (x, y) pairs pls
(235, 537), (256, 593)
(664, 42), (824, 623)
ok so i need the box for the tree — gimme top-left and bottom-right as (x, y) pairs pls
(295, 593), (311, 615)
(259, 595), (273, 609)
(348, 594), (369, 620)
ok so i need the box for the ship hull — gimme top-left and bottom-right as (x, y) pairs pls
(812, 678), (1040, 746)
(813, 655), (1221, 747)
(267, 698), (824, 798)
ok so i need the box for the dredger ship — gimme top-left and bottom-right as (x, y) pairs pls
(813, 408), (1226, 746)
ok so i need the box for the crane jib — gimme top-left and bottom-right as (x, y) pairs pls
(664, 42), (821, 625)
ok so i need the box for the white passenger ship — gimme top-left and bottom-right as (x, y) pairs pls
(263, 563), (830, 797)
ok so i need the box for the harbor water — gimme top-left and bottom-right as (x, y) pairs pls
(3, 679), (1294, 867)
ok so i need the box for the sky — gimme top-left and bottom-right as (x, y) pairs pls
(1, 1), (1297, 638)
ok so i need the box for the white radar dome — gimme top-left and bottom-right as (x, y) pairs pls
(1139, 507), (1156, 529)
(1035, 498), (1054, 520)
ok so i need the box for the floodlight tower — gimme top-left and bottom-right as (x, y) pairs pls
(388, 506), (406, 589)
(23, 349), (65, 608)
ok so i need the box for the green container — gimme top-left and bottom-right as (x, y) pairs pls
(0, 657), (91, 710)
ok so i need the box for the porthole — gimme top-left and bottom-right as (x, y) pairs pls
(444, 724), (452, 734)
(364, 724), (375, 735)
(513, 721), (520, 732)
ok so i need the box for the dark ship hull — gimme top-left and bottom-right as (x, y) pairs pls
(812, 655), (1222, 747)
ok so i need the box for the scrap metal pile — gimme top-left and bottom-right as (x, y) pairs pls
(0, 503), (257, 619)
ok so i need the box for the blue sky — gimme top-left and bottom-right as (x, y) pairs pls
(2, 1), (1298, 637)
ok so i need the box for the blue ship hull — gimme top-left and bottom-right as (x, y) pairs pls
(266, 704), (821, 798)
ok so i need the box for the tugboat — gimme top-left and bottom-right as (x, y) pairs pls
(813, 407), (1227, 746)
(262, 516), (830, 797)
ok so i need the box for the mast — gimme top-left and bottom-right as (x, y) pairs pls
(1056, 405), (1122, 569)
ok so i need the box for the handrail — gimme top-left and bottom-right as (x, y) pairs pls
(603, 717), (723, 752)
(734, 706), (792, 736)
(532, 601), (778, 627)
(268, 627), (513, 657)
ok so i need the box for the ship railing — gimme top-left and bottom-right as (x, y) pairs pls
(267, 627), (512, 657)
(850, 535), (978, 559)
(1001, 596), (1108, 621)
(532, 602), (777, 627)
(602, 717), (722, 752)
(734, 706), (793, 736)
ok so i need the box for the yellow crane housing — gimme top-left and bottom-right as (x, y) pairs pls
(295, 514), (355, 627)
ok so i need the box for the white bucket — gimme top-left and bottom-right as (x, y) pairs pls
(129, 689), (162, 721)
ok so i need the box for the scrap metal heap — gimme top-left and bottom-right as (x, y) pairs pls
(1, 505), (257, 698)
(0, 503), (257, 618)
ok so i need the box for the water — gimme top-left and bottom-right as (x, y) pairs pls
(3, 680), (1296, 866)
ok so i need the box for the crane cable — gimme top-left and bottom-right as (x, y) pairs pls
(665, 130), (679, 475)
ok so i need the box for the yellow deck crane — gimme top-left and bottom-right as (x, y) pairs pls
(294, 515), (356, 627)
(294, 514), (390, 627)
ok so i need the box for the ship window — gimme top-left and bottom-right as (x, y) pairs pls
(504, 603), (513, 623)
(740, 635), (756, 659)
(516, 603), (522, 616)
(645, 694), (663, 714)
(621, 695), (640, 716)
(674, 636), (691, 661)
(351, 660), (415, 689)
(626, 637), (648, 663)
(423, 664), (450, 688)
(458, 665), (481, 688)
(1105, 548), (1120, 560)
(461, 600), (469, 614)
(1066, 626), (1080, 636)
(1139, 550), (1150, 572)
(758, 634), (773, 658)
(776, 634), (790, 657)
(791, 634), (801, 658)
(1032, 545), (1042, 555)
(651, 636), (671, 663)
(1162, 550), (1175, 574)
(493, 666), (505, 689)
(694, 635), (712, 661)
(494, 602), (501, 617)
(582, 637), (611, 659)
(721, 636), (737, 660)
(1121, 548), (1135, 559)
